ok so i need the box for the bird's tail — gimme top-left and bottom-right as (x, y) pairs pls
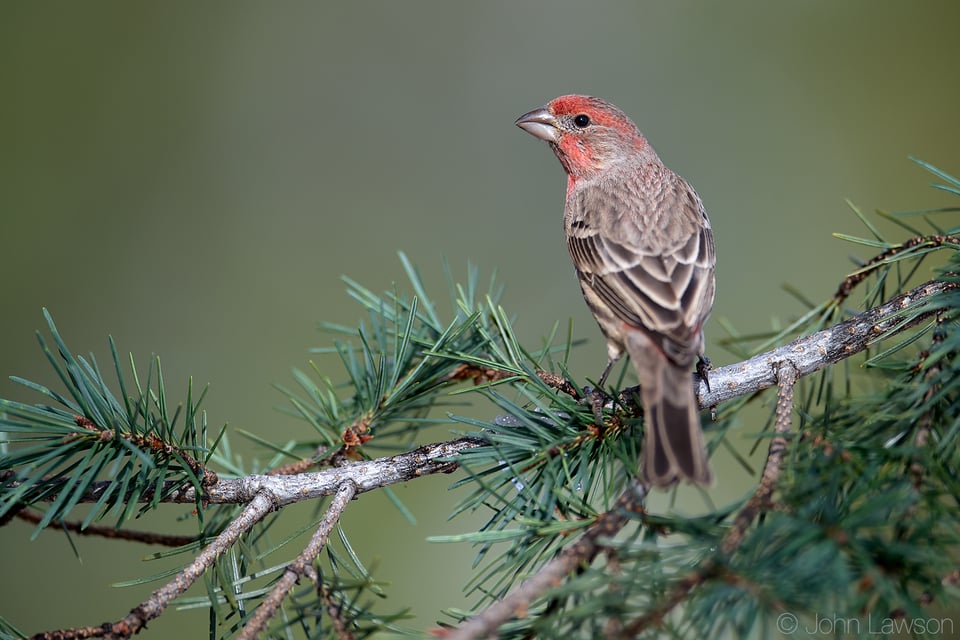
(627, 333), (712, 487)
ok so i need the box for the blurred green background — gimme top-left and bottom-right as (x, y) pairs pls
(2, 1), (959, 637)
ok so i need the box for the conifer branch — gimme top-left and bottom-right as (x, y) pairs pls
(534, 278), (956, 413)
(443, 275), (956, 639)
(6, 437), (484, 507)
(833, 234), (960, 303)
(23, 440), (479, 639)
(6, 278), (952, 516)
(7, 222), (959, 639)
(690, 277), (956, 408)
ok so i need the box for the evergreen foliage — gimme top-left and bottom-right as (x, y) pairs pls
(1, 160), (959, 638)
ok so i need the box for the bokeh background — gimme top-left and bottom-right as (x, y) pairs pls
(3, 1), (959, 637)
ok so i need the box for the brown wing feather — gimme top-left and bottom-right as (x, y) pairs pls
(564, 164), (715, 367)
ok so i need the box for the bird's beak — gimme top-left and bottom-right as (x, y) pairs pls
(515, 106), (559, 143)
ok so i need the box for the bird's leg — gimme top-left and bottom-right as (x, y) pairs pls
(597, 357), (617, 390)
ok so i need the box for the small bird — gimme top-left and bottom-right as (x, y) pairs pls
(516, 95), (715, 487)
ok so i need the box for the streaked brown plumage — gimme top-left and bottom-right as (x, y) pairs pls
(516, 95), (715, 487)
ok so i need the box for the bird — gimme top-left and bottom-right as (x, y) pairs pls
(515, 95), (715, 487)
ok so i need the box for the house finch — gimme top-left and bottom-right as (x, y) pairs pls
(516, 95), (715, 487)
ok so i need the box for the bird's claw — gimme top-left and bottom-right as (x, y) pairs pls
(696, 354), (712, 393)
(586, 386), (608, 427)
(696, 354), (719, 421)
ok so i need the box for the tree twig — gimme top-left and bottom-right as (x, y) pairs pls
(615, 562), (719, 639)
(237, 481), (358, 640)
(32, 491), (277, 640)
(26, 440), (482, 638)
(10, 279), (952, 515)
(15, 510), (198, 547)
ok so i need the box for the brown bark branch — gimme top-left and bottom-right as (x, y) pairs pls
(15, 510), (198, 547)
(615, 562), (719, 639)
(70, 415), (218, 487)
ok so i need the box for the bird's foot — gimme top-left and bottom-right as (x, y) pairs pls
(586, 386), (609, 428)
(696, 354), (712, 392)
(696, 354), (718, 421)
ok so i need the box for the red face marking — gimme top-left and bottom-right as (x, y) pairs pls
(528, 95), (651, 184)
(549, 96), (634, 133)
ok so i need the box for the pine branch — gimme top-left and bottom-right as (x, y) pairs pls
(689, 277), (957, 408)
(833, 234), (960, 302)
(535, 278), (956, 416)
(7, 278), (952, 516)
(443, 276), (957, 638)
(7, 273), (954, 638)
(5, 437), (482, 508)
(6, 196), (959, 640)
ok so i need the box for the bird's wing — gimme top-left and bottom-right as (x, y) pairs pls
(565, 168), (715, 364)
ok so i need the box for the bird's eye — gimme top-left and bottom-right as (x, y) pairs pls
(573, 114), (591, 128)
